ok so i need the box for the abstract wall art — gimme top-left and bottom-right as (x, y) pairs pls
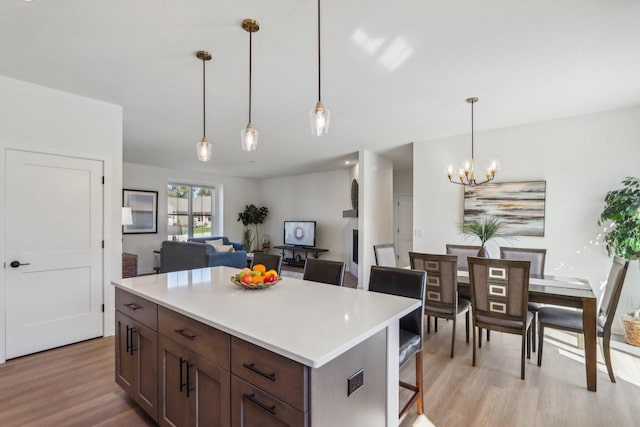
(463, 181), (546, 237)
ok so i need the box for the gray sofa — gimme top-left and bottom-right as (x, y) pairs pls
(160, 236), (247, 272)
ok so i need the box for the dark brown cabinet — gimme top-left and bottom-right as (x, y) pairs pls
(231, 376), (306, 427)
(158, 306), (231, 427)
(116, 288), (309, 427)
(115, 310), (158, 422)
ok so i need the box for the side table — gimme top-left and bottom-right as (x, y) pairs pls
(122, 252), (138, 278)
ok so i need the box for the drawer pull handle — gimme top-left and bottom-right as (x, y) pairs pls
(243, 393), (276, 416)
(125, 303), (142, 311)
(174, 329), (196, 340)
(243, 363), (276, 381)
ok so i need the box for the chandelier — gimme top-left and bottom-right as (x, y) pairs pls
(447, 97), (497, 186)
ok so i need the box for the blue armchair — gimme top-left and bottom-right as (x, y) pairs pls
(160, 236), (247, 272)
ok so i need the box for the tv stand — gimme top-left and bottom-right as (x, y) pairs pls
(274, 245), (328, 267)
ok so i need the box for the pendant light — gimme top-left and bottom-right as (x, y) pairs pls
(310, 0), (330, 136)
(241, 19), (260, 152)
(447, 97), (497, 186)
(196, 50), (213, 161)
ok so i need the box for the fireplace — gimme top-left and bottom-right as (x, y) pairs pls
(352, 229), (358, 264)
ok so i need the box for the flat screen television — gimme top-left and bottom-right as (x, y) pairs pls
(284, 221), (316, 247)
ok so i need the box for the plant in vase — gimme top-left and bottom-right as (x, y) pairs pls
(461, 216), (512, 257)
(598, 177), (640, 343)
(261, 235), (272, 253)
(237, 204), (269, 252)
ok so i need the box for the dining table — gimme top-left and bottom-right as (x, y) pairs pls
(456, 270), (598, 391)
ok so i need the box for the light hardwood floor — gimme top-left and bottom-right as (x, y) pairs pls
(1, 323), (639, 427)
(400, 320), (640, 427)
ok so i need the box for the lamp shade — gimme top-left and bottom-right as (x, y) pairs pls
(167, 225), (182, 236)
(122, 207), (133, 226)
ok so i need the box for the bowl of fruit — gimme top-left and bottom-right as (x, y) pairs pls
(231, 264), (282, 290)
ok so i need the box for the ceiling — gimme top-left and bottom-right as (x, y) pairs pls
(2, 0), (640, 178)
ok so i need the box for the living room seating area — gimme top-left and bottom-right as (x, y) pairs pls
(160, 236), (247, 272)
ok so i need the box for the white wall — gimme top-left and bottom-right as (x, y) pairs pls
(123, 162), (260, 274)
(393, 169), (413, 195)
(359, 150), (394, 289)
(0, 75), (122, 362)
(413, 106), (640, 333)
(258, 169), (352, 269)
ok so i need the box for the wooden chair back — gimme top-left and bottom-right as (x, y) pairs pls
(446, 244), (481, 271)
(599, 256), (630, 331)
(468, 257), (531, 330)
(500, 247), (547, 276)
(410, 252), (458, 310)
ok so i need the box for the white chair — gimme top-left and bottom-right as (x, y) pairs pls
(373, 244), (396, 267)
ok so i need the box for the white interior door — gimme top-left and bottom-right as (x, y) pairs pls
(5, 149), (103, 359)
(396, 194), (413, 268)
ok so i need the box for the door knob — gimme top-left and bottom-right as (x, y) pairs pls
(10, 261), (30, 268)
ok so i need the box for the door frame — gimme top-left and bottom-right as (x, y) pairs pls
(394, 193), (413, 268)
(0, 147), (117, 364)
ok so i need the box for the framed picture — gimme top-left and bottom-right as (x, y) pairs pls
(123, 189), (158, 234)
(463, 180), (546, 237)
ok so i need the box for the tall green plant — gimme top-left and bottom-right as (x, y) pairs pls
(598, 177), (640, 261)
(462, 217), (511, 246)
(237, 204), (269, 252)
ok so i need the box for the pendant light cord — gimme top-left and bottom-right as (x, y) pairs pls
(202, 56), (206, 138)
(249, 30), (253, 124)
(317, 0), (321, 102)
(470, 99), (474, 161)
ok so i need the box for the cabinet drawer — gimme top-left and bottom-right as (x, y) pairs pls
(231, 375), (307, 427)
(115, 288), (157, 329)
(231, 337), (308, 412)
(158, 306), (230, 369)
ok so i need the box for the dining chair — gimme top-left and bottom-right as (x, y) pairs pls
(368, 266), (426, 418)
(303, 258), (346, 286)
(446, 244), (489, 341)
(500, 247), (547, 352)
(251, 252), (283, 275)
(446, 244), (482, 272)
(373, 243), (397, 267)
(537, 256), (629, 382)
(468, 257), (533, 379)
(410, 252), (470, 358)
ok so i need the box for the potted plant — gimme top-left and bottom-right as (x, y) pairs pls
(261, 235), (272, 253)
(598, 177), (640, 345)
(462, 216), (511, 257)
(237, 204), (269, 252)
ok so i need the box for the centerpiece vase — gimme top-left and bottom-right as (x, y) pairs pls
(477, 244), (489, 258)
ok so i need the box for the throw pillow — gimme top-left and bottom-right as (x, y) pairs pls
(205, 240), (234, 252)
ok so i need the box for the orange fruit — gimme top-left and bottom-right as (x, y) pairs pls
(252, 264), (266, 274)
(251, 275), (264, 284)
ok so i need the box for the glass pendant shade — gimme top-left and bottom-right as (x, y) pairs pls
(196, 137), (212, 161)
(310, 101), (330, 136)
(241, 123), (259, 152)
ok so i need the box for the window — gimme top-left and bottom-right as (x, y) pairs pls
(167, 184), (216, 241)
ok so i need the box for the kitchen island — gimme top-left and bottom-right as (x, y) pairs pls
(113, 266), (420, 427)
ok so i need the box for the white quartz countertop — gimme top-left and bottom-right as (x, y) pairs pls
(112, 266), (420, 368)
